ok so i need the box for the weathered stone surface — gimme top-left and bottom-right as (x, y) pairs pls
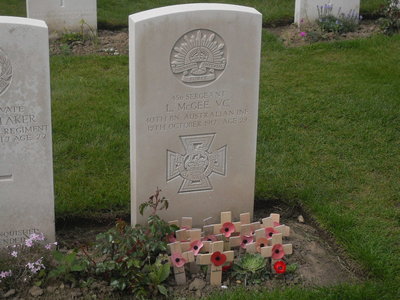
(129, 4), (262, 226)
(189, 278), (206, 291)
(26, 0), (97, 37)
(29, 286), (44, 297)
(3, 289), (16, 298)
(0, 17), (55, 247)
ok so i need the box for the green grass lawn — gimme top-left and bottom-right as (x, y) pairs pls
(0, 0), (387, 27)
(49, 32), (400, 298)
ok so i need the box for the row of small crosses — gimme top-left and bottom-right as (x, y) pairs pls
(167, 211), (292, 286)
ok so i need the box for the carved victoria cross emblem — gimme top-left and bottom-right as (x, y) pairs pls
(167, 133), (227, 193)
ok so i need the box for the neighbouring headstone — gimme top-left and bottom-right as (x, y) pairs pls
(129, 4), (262, 226)
(0, 17), (55, 247)
(295, 0), (360, 25)
(26, 0), (97, 37)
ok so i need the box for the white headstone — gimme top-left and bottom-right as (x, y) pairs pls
(0, 17), (55, 247)
(295, 0), (360, 25)
(129, 4), (262, 226)
(26, 0), (97, 37)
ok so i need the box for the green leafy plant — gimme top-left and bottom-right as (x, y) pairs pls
(140, 254), (171, 297)
(48, 250), (89, 284)
(316, 3), (361, 34)
(231, 253), (269, 286)
(59, 32), (83, 44)
(379, 0), (400, 35)
(87, 188), (175, 298)
(79, 18), (99, 45)
(285, 263), (298, 274)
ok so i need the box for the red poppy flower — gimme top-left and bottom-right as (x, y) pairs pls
(265, 227), (279, 238)
(271, 244), (285, 260)
(167, 232), (176, 243)
(256, 237), (269, 253)
(211, 251), (227, 266)
(171, 253), (186, 268)
(222, 262), (233, 272)
(202, 235), (217, 242)
(190, 240), (204, 256)
(220, 222), (235, 238)
(273, 261), (286, 274)
(240, 235), (254, 249)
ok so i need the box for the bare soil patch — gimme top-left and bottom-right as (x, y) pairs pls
(273, 20), (381, 47)
(50, 29), (129, 56)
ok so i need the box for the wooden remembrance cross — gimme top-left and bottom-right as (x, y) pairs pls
(168, 242), (195, 285)
(196, 241), (234, 286)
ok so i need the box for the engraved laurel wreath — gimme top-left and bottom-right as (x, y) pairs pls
(0, 49), (13, 96)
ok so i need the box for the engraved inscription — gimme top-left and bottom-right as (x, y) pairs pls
(167, 133), (226, 193)
(145, 90), (249, 132)
(0, 106), (49, 143)
(0, 228), (40, 247)
(0, 49), (12, 96)
(171, 30), (226, 87)
(0, 173), (12, 182)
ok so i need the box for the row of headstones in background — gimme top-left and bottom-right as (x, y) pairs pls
(26, 0), (97, 38)
(167, 212), (293, 286)
(295, 0), (360, 25)
(0, 4), (262, 247)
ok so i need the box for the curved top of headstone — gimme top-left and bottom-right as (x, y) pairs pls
(130, 3), (261, 22)
(0, 16), (47, 28)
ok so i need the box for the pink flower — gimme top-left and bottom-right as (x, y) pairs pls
(26, 262), (34, 269)
(29, 233), (39, 241)
(26, 258), (45, 274)
(11, 251), (18, 257)
(190, 240), (204, 256)
(171, 253), (186, 268)
(220, 222), (235, 238)
(272, 244), (285, 260)
(265, 227), (279, 238)
(25, 239), (33, 247)
(256, 237), (269, 253)
(45, 244), (52, 250)
(202, 235), (217, 242)
(0, 270), (12, 278)
(240, 235), (254, 249)
(299, 32), (307, 37)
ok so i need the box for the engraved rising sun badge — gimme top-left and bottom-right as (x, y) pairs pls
(167, 133), (227, 193)
(170, 29), (226, 87)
